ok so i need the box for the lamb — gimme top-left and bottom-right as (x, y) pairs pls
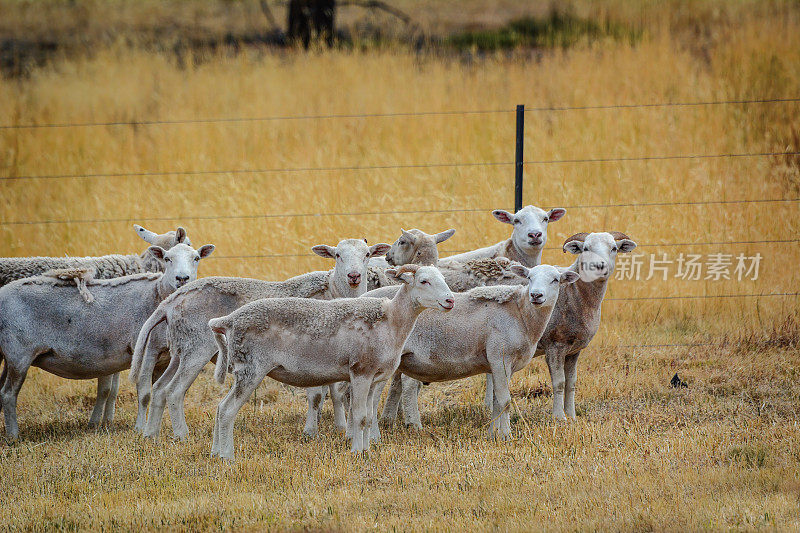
(0, 241), (215, 439)
(368, 228), (455, 269)
(440, 205), (566, 268)
(403, 232), (638, 427)
(129, 239), (390, 441)
(304, 227), (455, 433)
(0, 224), (190, 288)
(208, 264), (454, 458)
(365, 264), (578, 438)
(382, 207), (567, 421)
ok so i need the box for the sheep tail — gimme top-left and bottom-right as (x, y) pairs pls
(209, 317), (230, 385)
(129, 308), (167, 384)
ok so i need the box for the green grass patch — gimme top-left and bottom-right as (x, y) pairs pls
(446, 8), (641, 51)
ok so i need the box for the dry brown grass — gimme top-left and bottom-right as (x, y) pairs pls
(1, 2), (799, 531)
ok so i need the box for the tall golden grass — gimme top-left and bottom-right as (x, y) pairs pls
(0, 2), (799, 530)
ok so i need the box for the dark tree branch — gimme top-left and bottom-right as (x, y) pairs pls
(259, 0), (280, 31)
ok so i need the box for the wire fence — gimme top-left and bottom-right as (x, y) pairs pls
(2, 97), (799, 314)
(2, 96), (798, 130)
(2, 150), (798, 182)
(2, 197), (798, 227)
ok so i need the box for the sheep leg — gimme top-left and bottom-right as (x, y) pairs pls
(165, 349), (211, 441)
(213, 368), (263, 461)
(381, 371), (403, 422)
(367, 380), (383, 443)
(89, 374), (113, 429)
(142, 352), (181, 440)
(211, 402), (222, 457)
(545, 347), (567, 421)
(349, 375), (372, 453)
(100, 372), (120, 427)
(399, 374), (423, 430)
(134, 343), (163, 433)
(0, 365), (6, 414)
(303, 386), (327, 438)
(329, 382), (348, 433)
(488, 349), (513, 440)
(483, 373), (494, 410)
(564, 351), (580, 419)
(0, 351), (30, 440)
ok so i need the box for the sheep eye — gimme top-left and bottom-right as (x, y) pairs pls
(543, 217), (549, 222)
(421, 280), (429, 285)
(164, 257), (171, 262)
(335, 253), (340, 259)
(611, 246), (618, 252)
(552, 279), (559, 284)
(513, 219), (521, 224)
(194, 256), (200, 261)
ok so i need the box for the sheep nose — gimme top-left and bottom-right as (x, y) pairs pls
(347, 273), (361, 285)
(175, 275), (189, 282)
(530, 292), (544, 303)
(528, 232), (542, 239)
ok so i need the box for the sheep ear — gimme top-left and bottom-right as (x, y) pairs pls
(198, 244), (215, 258)
(560, 271), (580, 285)
(617, 239), (637, 253)
(148, 246), (166, 260)
(434, 229), (456, 243)
(564, 241), (583, 255)
(134, 224), (158, 244)
(175, 227), (188, 243)
(548, 208), (566, 222)
(400, 229), (416, 241)
(369, 243), (391, 257)
(385, 268), (409, 284)
(311, 245), (336, 258)
(492, 210), (514, 224)
(509, 264), (529, 278)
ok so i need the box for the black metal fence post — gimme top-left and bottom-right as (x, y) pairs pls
(514, 104), (525, 213)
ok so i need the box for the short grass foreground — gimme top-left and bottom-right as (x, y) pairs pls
(1, 333), (798, 530)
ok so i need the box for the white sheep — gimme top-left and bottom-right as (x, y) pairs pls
(382, 206), (567, 421)
(403, 231), (637, 427)
(441, 205), (565, 267)
(129, 239), (390, 441)
(208, 264), (454, 458)
(0, 224), (190, 288)
(365, 264), (578, 438)
(304, 227), (455, 432)
(0, 242), (215, 439)
(368, 228), (455, 269)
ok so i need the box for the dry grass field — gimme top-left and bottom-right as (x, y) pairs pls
(1, 1), (799, 530)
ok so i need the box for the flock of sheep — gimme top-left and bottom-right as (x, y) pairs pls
(0, 206), (637, 457)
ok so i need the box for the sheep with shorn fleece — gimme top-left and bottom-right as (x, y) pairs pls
(364, 264), (578, 439)
(439, 205), (566, 268)
(368, 227), (455, 269)
(130, 239), (390, 441)
(0, 224), (191, 288)
(208, 264), (454, 458)
(0, 241), (214, 439)
(303, 227), (455, 433)
(403, 231), (638, 427)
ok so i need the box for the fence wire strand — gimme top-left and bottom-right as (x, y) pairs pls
(2, 97), (798, 130)
(2, 197), (797, 227)
(2, 150), (798, 182)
